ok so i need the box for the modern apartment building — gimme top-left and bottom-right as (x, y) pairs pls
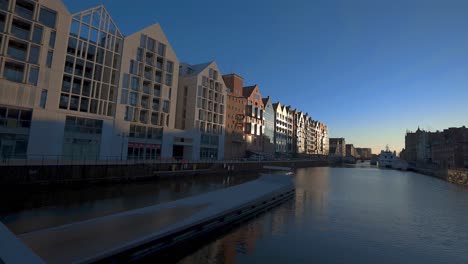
(294, 110), (306, 155)
(272, 102), (292, 156)
(0, 1), (205, 161)
(223, 73), (246, 159)
(177, 61), (226, 160)
(116, 23), (179, 160)
(243, 85), (264, 154)
(346, 144), (356, 157)
(329, 138), (346, 157)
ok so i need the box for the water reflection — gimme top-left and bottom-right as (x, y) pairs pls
(179, 166), (468, 264)
(0, 173), (259, 234)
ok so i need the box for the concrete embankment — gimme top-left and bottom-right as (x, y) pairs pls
(0, 160), (328, 186)
(12, 174), (294, 264)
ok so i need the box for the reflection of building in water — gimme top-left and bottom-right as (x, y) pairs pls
(294, 189), (307, 224)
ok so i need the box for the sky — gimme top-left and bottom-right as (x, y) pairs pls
(63, 0), (468, 153)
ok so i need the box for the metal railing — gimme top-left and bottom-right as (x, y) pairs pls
(0, 154), (330, 167)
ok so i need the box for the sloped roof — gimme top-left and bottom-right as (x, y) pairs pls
(243, 85), (257, 98)
(72, 5), (123, 38)
(181, 61), (213, 76)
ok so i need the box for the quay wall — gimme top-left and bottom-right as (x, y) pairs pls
(0, 160), (328, 186)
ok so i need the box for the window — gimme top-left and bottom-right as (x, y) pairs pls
(140, 34), (147, 48)
(162, 100), (169, 113)
(28, 45), (40, 64)
(11, 18), (31, 40)
(39, 7), (57, 28)
(157, 43), (165, 56)
(46, 51), (53, 68)
(120, 89), (128, 104)
(136, 47), (143, 62)
(69, 96), (79, 111)
(155, 71), (162, 83)
(0, 13), (5, 32)
(15, 0), (34, 20)
(124, 106), (133, 121)
(151, 112), (159, 125)
(129, 92), (137, 106)
(153, 84), (161, 97)
(59, 94), (69, 109)
(28, 66), (38, 85)
(0, 0), (9, 11)
(156, 57), (163, 70)
(131, 76), (139, 91)
(147, 37), (155, 51)
(49, 31), (56, 48)
(152, 98), (160, 111)
(3, 61), (24, 83)
(166, 61), (173, 73)
(7, 39), (27, 61)
(32, 25), (43, 44)
(40, 90), (47, 108)
(165, 73), (172, 86)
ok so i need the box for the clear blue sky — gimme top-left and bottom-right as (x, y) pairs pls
(63, 0), (468, 153)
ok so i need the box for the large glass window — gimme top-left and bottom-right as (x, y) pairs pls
(7, 39), (27, 61)
(157, 43), (165, 56)
(59, 94), (69, 109)
(28, 66), (38, 85)
(14, 0), (34, 20)
(49, 31), (56, 48)
(39, 7), (57, 28)
(3, 61), (24, 83)
(31, 25), (43, 44)
(11, 18), (31, 40)
(28, 45), (39, 64)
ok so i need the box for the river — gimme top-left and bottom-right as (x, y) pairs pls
(179, 165), (468, 264)
(2, 165), (468, 263)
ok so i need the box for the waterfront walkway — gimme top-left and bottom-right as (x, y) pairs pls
(10, 174), (294, 264)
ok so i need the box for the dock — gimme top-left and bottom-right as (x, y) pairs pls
(1, 174), (294, 264)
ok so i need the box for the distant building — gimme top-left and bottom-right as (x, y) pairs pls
(329, 138), (346, 157)
(262, 96), (275, 158)
(273, 102), (293, 156)
(294, 110), (306, 155)
(223, 74), (246, 159)
(403, 126), (468, 169)
(243, 85), (264, 154)
(355, 148), (372, 160)
(346, 144), (356, 157)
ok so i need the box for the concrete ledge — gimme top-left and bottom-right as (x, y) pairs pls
(18, 174), (295, 264)
(0, 222), (44, 264)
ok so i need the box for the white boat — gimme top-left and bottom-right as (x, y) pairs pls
(378, 145), (396, 168)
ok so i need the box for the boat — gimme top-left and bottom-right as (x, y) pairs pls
(378, 145), (395, 168)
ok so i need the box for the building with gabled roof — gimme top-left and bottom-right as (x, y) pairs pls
(243, 84), (264, 154)
(174, 61), (226, 160)
(223, 73), (246, 159)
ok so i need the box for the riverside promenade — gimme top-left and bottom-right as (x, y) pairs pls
(0, 174), (294, 264)
(0, 158), (328, 186)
